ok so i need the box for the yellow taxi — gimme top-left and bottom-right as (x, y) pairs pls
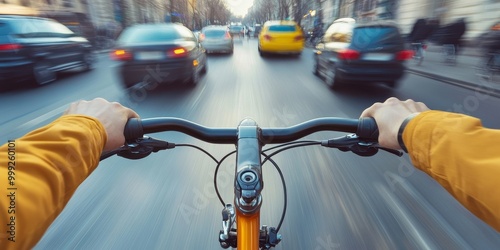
(258, 20), (304, 56)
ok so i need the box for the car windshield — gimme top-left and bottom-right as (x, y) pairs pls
(268, 25), (296, 32)
(204, 30), (226, 37)
(118, 26), (181, 43)
(351, 26), (403, 49)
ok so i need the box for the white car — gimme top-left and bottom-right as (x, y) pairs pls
(200, 26), (234, 54)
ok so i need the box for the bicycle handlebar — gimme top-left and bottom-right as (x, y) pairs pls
(124, 117), (379, 144)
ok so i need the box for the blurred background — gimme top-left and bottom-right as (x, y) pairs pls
(2, 0), (500, 249)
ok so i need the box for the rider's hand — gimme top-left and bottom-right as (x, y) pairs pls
(64, 98), (139, 151)
(360, 97), (430, 150)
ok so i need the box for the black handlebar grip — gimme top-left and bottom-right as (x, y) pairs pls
(357, 117), (379, 140)
(124, 118), (144, 143)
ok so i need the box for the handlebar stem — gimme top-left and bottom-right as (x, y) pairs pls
(234, 118), (263, 215)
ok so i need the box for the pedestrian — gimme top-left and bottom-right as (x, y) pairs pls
(436, 18), (467, 54)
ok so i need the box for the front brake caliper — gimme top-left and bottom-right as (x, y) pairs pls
(219, 204), (236, 248)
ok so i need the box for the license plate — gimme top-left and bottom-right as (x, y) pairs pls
(135, 51), (165, 60)
(362, 53), (393, 61)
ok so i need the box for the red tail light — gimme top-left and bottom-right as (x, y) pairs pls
(294, 35), (304, 41)
(167, 47), (188, 58)
(264, 34), (272, 41)
(111, 49), (132, 61)
(0, 43), (22, 51)
(338, 49), (360, 60)
(199, 33), (205, 42)
(225, 32), (231, 39)
(423, 44), (428, 50)
(396, 50), (414, 60)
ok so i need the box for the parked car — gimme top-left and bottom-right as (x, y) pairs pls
(313, 18), (413, 89)
(0, 15), (94, 86)
(258, 20), (304, 57)
(199, 25), (233, 54)
(229, 25), (244, 38)
(111, 23), (207, 88)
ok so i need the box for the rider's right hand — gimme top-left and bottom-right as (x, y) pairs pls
(360, 97), (430, 150)
(64, 98), (139, 151)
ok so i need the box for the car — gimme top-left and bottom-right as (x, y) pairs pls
(0, 15), (94, 86)
(199, 25), (233, 54)
(229, 25), (244, 38)
(253, 24), (262, 38)
(258, 20), (304, 57)
(313, 18), (413, 89)
(111, 23), (207, 89)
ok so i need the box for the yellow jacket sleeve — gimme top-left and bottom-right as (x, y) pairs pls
(0, 115), (106, 250)
(404, 110), (500, 231)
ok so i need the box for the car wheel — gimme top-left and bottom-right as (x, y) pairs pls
(81, 51), (94, 71)
(33, 61), (56, 86)
(325, 67), (342, 90)
(201, 61), (208, 75)
(386, 81), (399, 88)
(258, 48), (266, 57)
(187, 68), (200, 86)
(313, 59), (320, 76)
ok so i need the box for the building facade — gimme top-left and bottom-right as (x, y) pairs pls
(320, 0), (500, 39)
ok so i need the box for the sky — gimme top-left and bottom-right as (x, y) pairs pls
(225, 0), (254, 17)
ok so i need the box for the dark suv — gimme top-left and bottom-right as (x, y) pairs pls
(0, 15), (94, 87)
(313, 18), (413, 89)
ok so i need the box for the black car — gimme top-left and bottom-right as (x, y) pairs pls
(313, 18), (413, 89)
(112, 23), (207, 88)
(0, 15), (94, 86)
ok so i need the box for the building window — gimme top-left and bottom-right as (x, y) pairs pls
(63, 0), (73, 8)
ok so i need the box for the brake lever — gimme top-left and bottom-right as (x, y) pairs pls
(100, 136), (175, 160)
(322, 134), (403, 157)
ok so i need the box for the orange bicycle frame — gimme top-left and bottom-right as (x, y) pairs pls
(236, 210), (260, 249)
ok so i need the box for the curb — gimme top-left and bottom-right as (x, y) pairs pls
(407, 68), (500, 98)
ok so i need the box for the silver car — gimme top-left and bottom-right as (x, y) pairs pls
(200, 26), (234, 54)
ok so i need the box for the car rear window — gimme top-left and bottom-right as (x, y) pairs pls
(268, 25), (296, 32)
(351, 26), (403, 49)
(0, 22), (10, 36)
(8, 18), (74, 37)
(118, 26), (181, 43)
(204, 30), (226, 37)
(230, 26), (242, 31)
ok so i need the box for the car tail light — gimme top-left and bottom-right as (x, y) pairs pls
(167, 47), (188, 58)
(199, 33), (205, 41)
(0, 43), (22, 51)
(396, 50), (414, 60)
(264, 34), (272, 41)
(111, 49), (132, 61)
(423, 44), (428, 50)
(338, 49), (360, 60)
(294, 35), (304, 41)
(225, 32), (231, 39)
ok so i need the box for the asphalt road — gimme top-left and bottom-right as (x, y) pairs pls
(2, 38), (500, 249)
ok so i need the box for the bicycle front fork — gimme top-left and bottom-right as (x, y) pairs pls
(219, 204), (282, 249)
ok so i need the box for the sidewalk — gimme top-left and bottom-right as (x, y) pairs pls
(405, 44), (500, 97)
